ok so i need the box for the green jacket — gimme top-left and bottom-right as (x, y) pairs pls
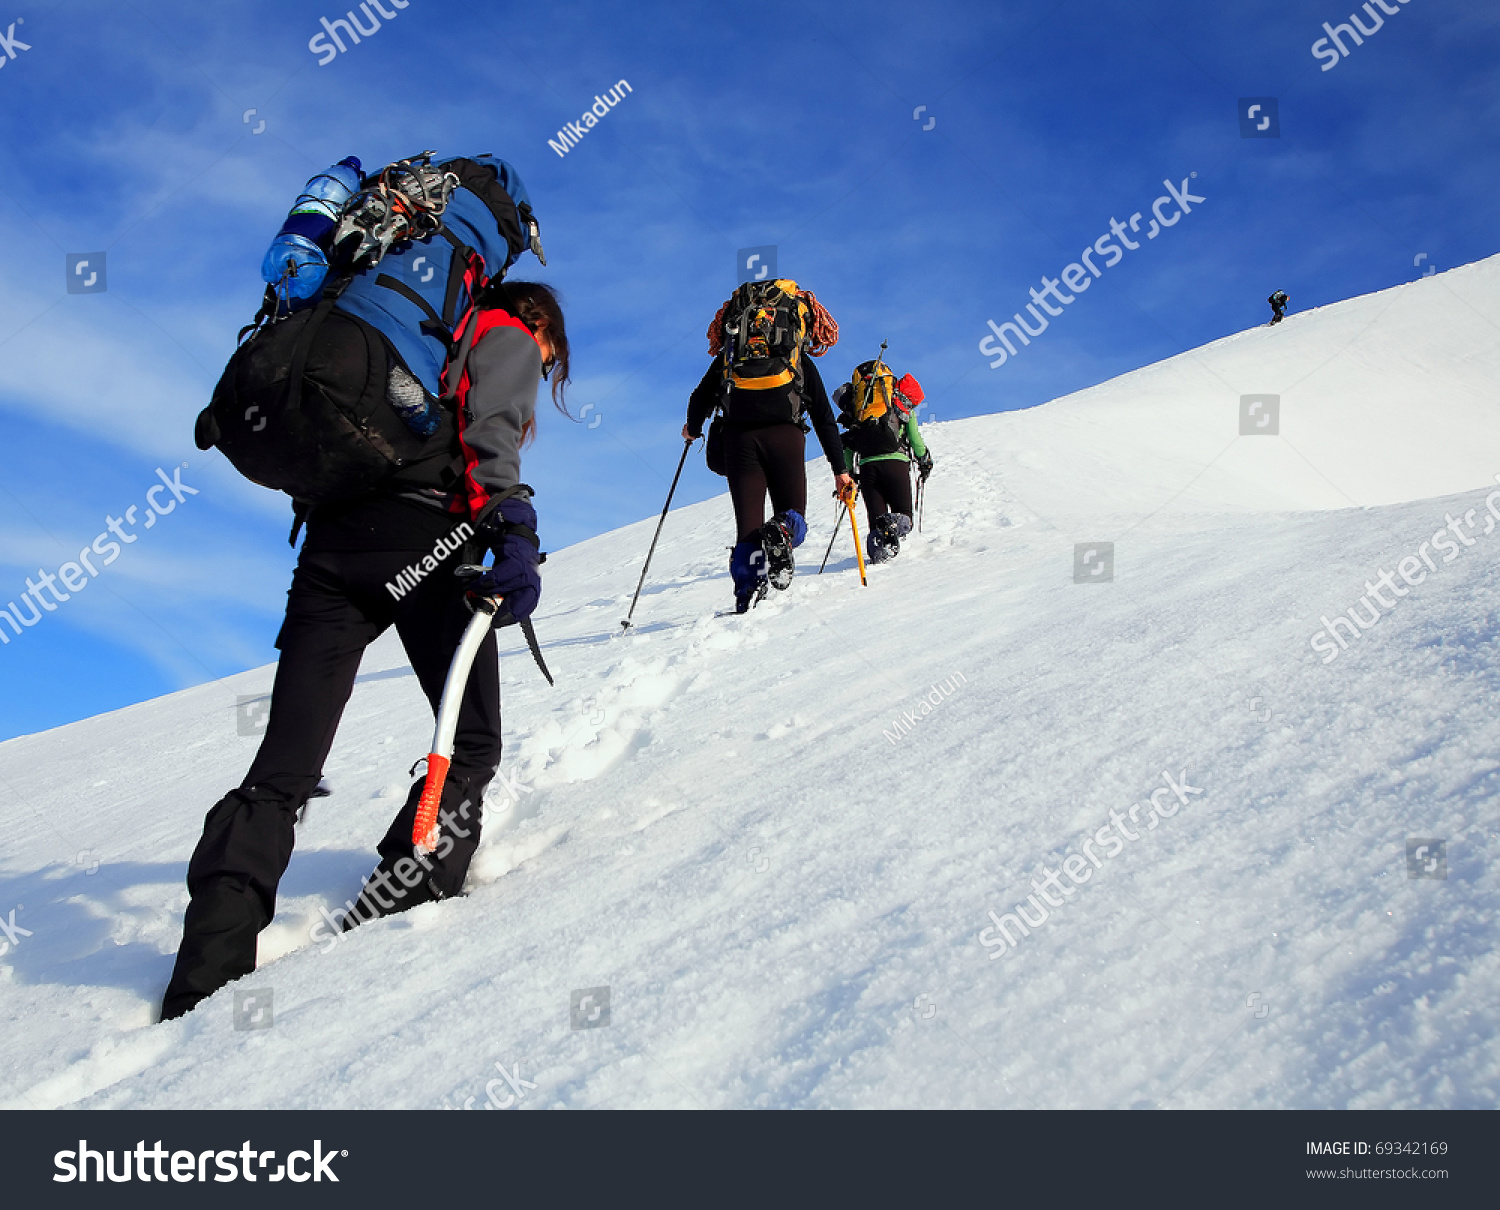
(843, 413), (928, 471)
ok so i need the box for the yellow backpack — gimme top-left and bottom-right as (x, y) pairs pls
(849, 358), (898, 422)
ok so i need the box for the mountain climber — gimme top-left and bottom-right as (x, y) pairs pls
(682, 280), (852, 613)
(834, 362), (931, 564)
(161, 152), (562, 1022)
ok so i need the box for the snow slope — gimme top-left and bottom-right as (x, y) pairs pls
(2, 256), (1499, 1110)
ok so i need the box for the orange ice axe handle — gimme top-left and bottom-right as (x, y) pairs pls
(412, 594), (502, 852)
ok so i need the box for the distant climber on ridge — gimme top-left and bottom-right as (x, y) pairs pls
(1268, 289), (1290, 325)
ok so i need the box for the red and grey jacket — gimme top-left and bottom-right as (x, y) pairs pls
(440, 304), (545, 522)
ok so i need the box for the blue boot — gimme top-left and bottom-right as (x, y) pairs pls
(759, 509), (806, 591)
(730, 540), (768, 613)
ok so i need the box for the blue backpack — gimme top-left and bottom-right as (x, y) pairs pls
(334, 152), (543, 396)
(196, 151), (545, 504)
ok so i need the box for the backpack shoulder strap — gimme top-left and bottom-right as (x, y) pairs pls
(441, 302), (536, 403)
(434, 227), (492, 330)
(442, 303), (484, 401)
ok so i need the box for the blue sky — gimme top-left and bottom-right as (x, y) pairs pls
(0, 0), (1496, 740)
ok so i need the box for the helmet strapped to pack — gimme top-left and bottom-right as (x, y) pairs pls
(332, 150), (461, 270)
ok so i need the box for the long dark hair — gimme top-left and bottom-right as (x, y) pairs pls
(478, 278), (571, 414)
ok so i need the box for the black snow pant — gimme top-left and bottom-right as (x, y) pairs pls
(724, 422), (808, 542)
(858, 458), (914, 528)
(160, 518), (502, 1021)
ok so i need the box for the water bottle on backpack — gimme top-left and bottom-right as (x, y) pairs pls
(260, 156), (363, 304)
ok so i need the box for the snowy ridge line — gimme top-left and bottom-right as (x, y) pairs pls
(980, 769), (1206, 958)
(987, 254), (1500, 521)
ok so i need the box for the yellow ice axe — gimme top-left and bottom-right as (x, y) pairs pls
(844, 485), (868, 587)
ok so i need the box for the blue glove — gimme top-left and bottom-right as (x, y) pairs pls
(469, 497), (541, 621)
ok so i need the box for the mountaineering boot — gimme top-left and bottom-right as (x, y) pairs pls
(341, 772), (488, 931)
(760, 517), (796, 591)
(159, 783), (303, 1021)
(867, 511), (913, 564)
(735, 578), (768, 614)
(340, 853), (441, 930)
(730, 539), (769, 614)
(758, 509), (807, 591)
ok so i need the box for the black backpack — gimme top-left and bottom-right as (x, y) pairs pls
(702, 279), (813, 475)
(193, 292), (440, 502)
(717, 278), (812, 424)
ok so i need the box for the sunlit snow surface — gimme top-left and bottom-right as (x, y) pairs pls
(2, 257), (1498, 1109)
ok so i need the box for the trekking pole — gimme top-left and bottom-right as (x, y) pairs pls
(917, 473), (926, 533)
(817, 502), (845, 573)
(621, 437), (693, 630)
(412, 592), (502, 852)
(845, 486), (868, 587)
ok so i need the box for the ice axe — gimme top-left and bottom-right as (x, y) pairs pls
(411, 581), (503, 853)
(844, 483), (868, 587)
